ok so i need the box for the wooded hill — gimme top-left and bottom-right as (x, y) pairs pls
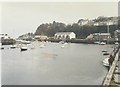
(35, 21), (118, 39)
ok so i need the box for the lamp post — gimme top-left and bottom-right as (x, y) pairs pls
(107, 22), (110, 44)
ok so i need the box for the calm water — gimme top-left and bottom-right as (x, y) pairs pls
(1, 42), (114, 85)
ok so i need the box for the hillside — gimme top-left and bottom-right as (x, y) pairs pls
(35, 16), (119, 39)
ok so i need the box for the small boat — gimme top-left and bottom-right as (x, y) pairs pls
(31, 45), (35, 49)
(102, 50), (107, 52)
(115, 42), (119, 45)
(20, 45), (27, 51)
(64, 42), (68, 45)
(61, 45), (65, 48)
(10, 45), (16, 49)
(40, 44), (45, 48)
(1, 45), (4, 49)
(59, 41), (65, 44)
(21, 40), (31, 44)
(100, 42), (106, 45)
(94, 41), (100, 44)
(103, 52), (109, 55)
(103, 58), (109, 67)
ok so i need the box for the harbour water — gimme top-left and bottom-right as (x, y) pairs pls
(1, 42), (114, 85)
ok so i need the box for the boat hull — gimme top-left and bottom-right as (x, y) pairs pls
(21, 48), (27, 51)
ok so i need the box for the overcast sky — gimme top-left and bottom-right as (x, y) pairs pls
(1, 2), (118, 38)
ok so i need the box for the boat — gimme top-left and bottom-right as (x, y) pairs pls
(99, 42), (106, 45)
(103, 52), (109, 55)
(1, 45), (4, 49)
(40, 44), (45, 48)
(94, 41), (100, 44)
(103, 58), (109, 67)
(31, 45), (35, 49)
(102, 50), (107, 52)
(115, 42), (119, 45)
(10, 45), (16, 49)
(59, 41), (65, 44)
(61, 45), (65, 48)
(0, 43), (4, 49)
(20, 45), (27, 51)
(17, 40), (31, 44)
(64, 42), (68, 45)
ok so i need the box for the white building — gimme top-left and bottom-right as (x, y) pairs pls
(0, 34), (9, 39)
(54, 32), (76, 39)
(34, 35), (48, 40)
(92, 33), (111, 40)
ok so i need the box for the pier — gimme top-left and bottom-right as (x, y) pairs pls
(102, 45), (120, 87)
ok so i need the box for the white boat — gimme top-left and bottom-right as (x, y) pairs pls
(94, 41), (100, 44)
(61, 45), (65, 48)
(102, 50), (107, 52)
(0, 45), (4, 49)
(31, 45), (35, 49)
(115, 42), (119, 45)
(17, 40), (31, 44)
(59, 41), (65, 44)
(20, 45), (27, 51)
(40, 44), (45, 48)
(103, 58), (109, 67)
(64, 42), (68, 45)
(100, 42), (106, 45)
(10, 45), (16, 49)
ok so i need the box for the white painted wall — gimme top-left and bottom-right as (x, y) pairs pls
(69, 32), (76, 39)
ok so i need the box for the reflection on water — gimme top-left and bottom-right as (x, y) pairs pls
(1, 42), (113, 85)
(42, 52), (58, 60)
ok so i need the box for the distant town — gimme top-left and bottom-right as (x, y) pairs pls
(0, 16), (120, 45)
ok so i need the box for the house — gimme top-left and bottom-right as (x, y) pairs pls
(78, 19), (90, 26)
(34, 35), (48, 40)
(92, 33), (111, 41)
(54, 32), (76, 39)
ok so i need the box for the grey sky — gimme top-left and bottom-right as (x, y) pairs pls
(1, 2), (118, 38)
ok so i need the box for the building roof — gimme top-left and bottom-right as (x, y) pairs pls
(55, 32), (75, 35)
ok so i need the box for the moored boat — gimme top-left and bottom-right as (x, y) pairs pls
(10, 45), (16, 49)
(20, 45), (27, 51)
(1, 45), (4, 49)
(115, 42), (119, 45)
(103, 52), (109, 56)
(103, 58), (109, 67)
(99, 42), (106, 45)
(102, 50), (107, 52)
(40, 44), (45, 48)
